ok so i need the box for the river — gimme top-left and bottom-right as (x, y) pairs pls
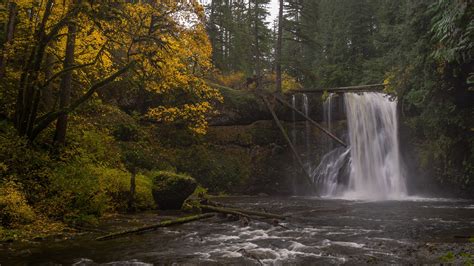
(1, 196), (473, 265)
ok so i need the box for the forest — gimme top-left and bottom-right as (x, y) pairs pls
(0, 0), (473, 264)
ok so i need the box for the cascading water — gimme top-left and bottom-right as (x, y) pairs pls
(322, 93), (336, 153)
(291, 94), (313, 175)
(323, 93), (335, 133)
(302, 94), (311, 173)
(313, 92), (407, 200)
(291, 95), (297, 145)
(344, 92), (407, 199)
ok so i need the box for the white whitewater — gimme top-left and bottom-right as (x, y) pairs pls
(291, 94), (313, 175)
(323, 93), (335, 133)
(313, 92), (407, 200)
(344, 92), (407, 199)
(302, 94), (312, 174)
(291, 95), (297, 145)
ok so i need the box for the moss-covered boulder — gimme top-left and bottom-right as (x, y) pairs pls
(151, 171), (197, 210)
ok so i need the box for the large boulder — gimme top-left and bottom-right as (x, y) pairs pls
(151, 171), (197, 210)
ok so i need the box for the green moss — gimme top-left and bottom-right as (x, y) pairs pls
(176, 144), (251, 192)
(151, 171), (197, 210)
(209, 82), (258, 108)
(205, 125), (253, 146)
(38, 162), (155, 224)
(250, 120), (283, 146)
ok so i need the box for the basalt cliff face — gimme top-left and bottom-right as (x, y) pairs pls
(202, 88), (344, 195)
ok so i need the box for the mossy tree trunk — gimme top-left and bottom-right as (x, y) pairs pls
(128, 167), (136, 212)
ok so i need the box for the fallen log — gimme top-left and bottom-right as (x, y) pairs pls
(288, 207), (347, 216)
(273, 94), (347, 147)
(290, 83), (386, 94)
(201, 204), (287, 220)
(96, 213), (215, 241)
(261, 96), (317, 192)
(202, 205), (290, 230)
(202, 204), (251, 218)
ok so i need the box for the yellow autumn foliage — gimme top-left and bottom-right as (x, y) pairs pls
(0, 181), (36, 227)
(1, 0), (221, 135)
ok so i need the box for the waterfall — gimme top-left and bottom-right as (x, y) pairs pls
(302, 94), (311, 173)
(323, 93), (335, 133)
(322, 93), (335, 153)
(291, 95), (297, 145)
(291, 94), (312, 175)
(313, 92), (407, 200)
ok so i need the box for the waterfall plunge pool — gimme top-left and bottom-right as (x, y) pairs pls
(1, 196), (473, 265)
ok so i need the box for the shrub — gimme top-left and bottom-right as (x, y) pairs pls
(63, 128), (122, 168)
(113, 123), (142, 142)
(95, 166), (155, 211)
(213, 71), (246, 89)
(39, 161), (110, 220)
(0, 123), (54, 204)
(39, 161), (155, 225)
(0, 182), (36, 228)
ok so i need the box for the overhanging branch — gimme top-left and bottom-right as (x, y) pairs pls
(29, 61), (135, 141)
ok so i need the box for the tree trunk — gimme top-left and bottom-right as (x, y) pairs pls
(128, 168), (136, 212)
(262, 95), (317, 193)
(274, 94), (347, 147)
(0, 2), (17, 78)
(29, 62), (134, 142)
(14, 0), (55, 137)
(254, 0), (261, 83)
(96, 213), (215, 241)
(201, 204), (287, 219)
(54, 22), (77, 145)
(42, 53), (55, 110)
(275, 0), (284, 93)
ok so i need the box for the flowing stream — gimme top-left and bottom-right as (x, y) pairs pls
(313, 92), (407, 200)
(2, 197), (473, 265)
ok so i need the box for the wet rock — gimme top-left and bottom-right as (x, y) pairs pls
(18, 249), (32, 256)
(240, 216), (250, 227)
(151, 171), (197, 210)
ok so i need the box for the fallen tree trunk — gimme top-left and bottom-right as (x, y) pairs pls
(274, 94), (347, 147)
(288, 207), (347, 216)
(290, 83), (386, 94)
(201, 204), (287, 220)
(96, 213), (215, 241)
(202, 205), (290, 230)
(262, 96), (317, 193)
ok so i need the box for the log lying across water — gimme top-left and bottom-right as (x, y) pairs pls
(201, 204), (287, 220)
(201, 204), (290, 230)
(96, 203), (287, 241)
(96, 213), (215, 241)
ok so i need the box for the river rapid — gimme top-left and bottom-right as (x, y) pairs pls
(1, 196), (473, 265)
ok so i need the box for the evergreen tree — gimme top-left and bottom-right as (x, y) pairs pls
(206, 0), (272, 77)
